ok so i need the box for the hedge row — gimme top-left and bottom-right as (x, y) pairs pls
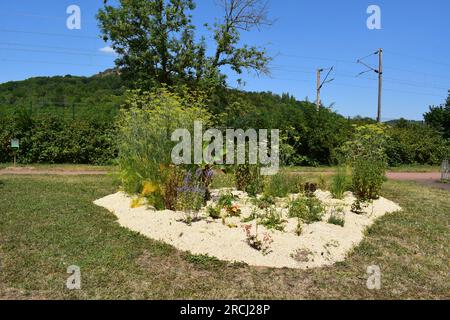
(0, 112), (117, 165)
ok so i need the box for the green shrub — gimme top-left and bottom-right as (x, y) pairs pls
(235, 164), (264, 196)
(0, 112), (117, 165)
(331, 167), (349, 199)
(218, 192), (234, 207)
(252, 194), (275, 210)
(263, 172), (302, 198)
(288, 197), (324, 224)
(175, 170), (207, 214)
(352, 158), (386, 200)
(116, 87), (211, 203)
(207, 205), (221, 219)
(328, 215), (345, 227)
(241, 209), (258, 223)
(340, 124), (387, 200)
(328, 207), (345, 227)
(385, 121), (449, 166)
(161, 166), (185, 210)
(259, 208), (286, 231)
(211, 172), (235, 189)
(303, 182), (318, 197)
(317, 174), (328, 190)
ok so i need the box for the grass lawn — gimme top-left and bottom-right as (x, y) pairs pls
(0, 174), (448, 299)
(0, 163), (116, 171)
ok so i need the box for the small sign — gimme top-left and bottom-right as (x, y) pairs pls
(11, 138), (19, 149)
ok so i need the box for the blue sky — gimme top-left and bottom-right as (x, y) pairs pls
(0, 0), (449, 120)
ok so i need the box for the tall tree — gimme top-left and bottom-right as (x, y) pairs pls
(97, 0), (271, 89)
(424, 94), (450, 139)
(211, 0), (272, 81)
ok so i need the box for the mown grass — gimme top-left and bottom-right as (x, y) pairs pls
(0, 163), (116, 171)
(0, 174), (448, 299)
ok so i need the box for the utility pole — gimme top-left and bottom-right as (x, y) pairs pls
(356, 49), (383, 122)
(316, 67), (334, 111)
(377, 48), (383, 123)
(316, 69), (322, 111)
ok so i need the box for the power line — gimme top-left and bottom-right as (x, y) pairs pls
(0, 58), (110, 68)
(0, 42), (105, 54)
(278, 53), (355, 65)
(0, 28), (99, 40)
(270, 76), (445, 98)
(0, 12), (66, 21)
(383, 50), (450, 68)
(271, 65), (448, 91)
(274, 62), (450, 82)
(0, 47), (108, 58)
(316, 67), (334, 110)
(356, 49), (383, 122)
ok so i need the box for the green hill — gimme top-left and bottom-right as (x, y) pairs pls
(0, 72), (125, 121)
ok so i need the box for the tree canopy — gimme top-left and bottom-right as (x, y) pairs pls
(424, 94), (450, 139)
(97, 0), (272, 89)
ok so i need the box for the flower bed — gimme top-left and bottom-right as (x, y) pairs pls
(94, 188), (401, 269)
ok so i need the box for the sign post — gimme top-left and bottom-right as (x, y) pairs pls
(11, 138), (19, 167)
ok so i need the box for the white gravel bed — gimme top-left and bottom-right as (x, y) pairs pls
(94, 189), (401, 269)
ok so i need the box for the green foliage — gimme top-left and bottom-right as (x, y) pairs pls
(161, 166), (185, 210)
(218, 192), (235, 208)
(210, 172), (235, 189)
(175, 170), (207, 215)
(207, 205), (222, 219)
(252, 194), (275, 210)
(117, 87), (211, 196)
(331, 167), (349, 199)
(385, 120), (449, 166)
(184, 253), (224, 269)
(303, 182), (318, 197)
(340, 124), (387, 200)
(0, 74), (124, 121)
(241, 209), (259, 223)
(213, 89), (353, 166)
(259, 208), (286, 231)
(263, 172), (302, 198)
(97, 0), (271, 89)
(351, 198), (368, 214)
(328, 207), (345, 227)
(1, 75), (446, 169)
(235, 164), (264, 196)
(423, 95), (450, 139)
(288, 197), (324, 224)
(328, 215), (345, 227)
(0, 112), (116, 165)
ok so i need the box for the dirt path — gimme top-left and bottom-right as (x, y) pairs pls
(386, 172), (449, 191)
(1, 167), (448, 190)
(386, 172), (440, 181)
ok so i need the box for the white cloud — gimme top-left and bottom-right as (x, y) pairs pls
(99, 46), (116, 55)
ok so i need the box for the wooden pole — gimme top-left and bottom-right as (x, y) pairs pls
(316, 69), (322, 111)
(377, 48), (383, 122)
